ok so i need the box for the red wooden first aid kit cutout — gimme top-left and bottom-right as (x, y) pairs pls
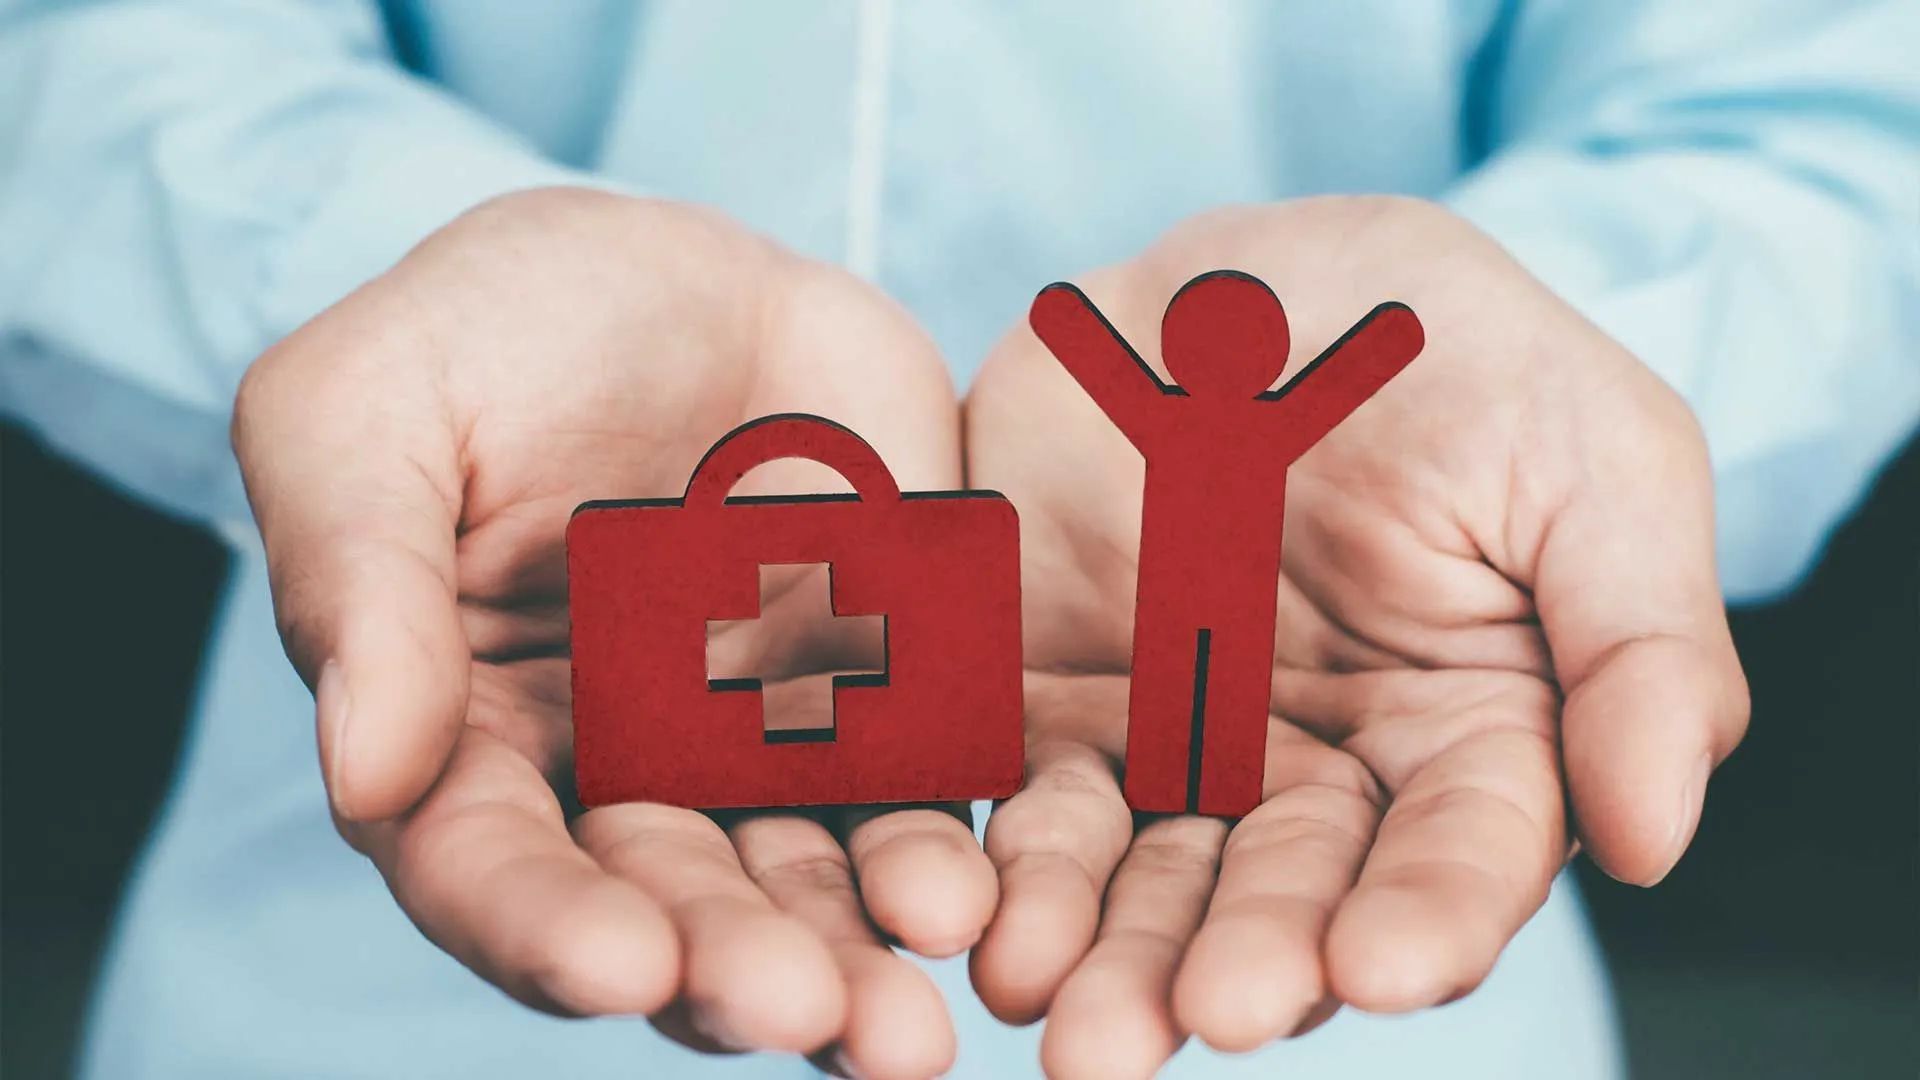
(568, 413), (1023, 809)
(1030, 271), (1425, 818)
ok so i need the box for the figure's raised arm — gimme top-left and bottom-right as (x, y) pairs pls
(1029, 282), (1177, 446)
(1261, 301), (1425, 459)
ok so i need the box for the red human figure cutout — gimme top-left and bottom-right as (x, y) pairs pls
(1029, 271), (1425, 816)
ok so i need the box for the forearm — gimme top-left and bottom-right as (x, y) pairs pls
(1445, 0), (1920, 600)
(0, 0), (587, 523)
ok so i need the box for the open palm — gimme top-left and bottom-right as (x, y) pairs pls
(963, 197), (1749, 1078)
(234, 188), (987, 1079)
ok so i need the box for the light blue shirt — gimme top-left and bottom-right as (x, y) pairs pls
(2, 1), (1915, 1077)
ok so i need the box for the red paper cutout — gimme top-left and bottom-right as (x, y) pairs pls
(568, 413), (1023, 809)
(1030, 271), (1425, 817)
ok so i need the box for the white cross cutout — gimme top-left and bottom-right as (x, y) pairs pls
(706, 563), (888, 743)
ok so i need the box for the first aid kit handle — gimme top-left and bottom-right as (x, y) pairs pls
(684, 413), (903, 507)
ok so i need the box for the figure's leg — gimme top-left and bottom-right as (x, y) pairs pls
(1189, 505), (1285, 816)
(1192, 615), (1279, 817)
(1124, 610), (1277, 816)
(1122, 598), (1205, 814)
(1122, 471), (1206, 813)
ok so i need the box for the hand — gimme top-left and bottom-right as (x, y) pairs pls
(233, 188), (988, 1079)
(962, 197), (1749, 1077)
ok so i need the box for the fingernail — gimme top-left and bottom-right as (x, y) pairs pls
(1652, 756), (1711, 886)
(317, 660), (352, 811)
(688, 1007), (752, 1052)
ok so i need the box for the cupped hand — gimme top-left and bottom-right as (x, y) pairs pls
(962, 197), (1749, 1078)
(233, 188), (987, 1079)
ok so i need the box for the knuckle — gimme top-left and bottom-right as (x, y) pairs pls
(1295, 752), (1389, 811)
(230, 346), (296, 455)
(983, 799), (1084, 861)
(985, 793), (1119, 870)
(267, 565), (330, 674)
(1126, 822), (1227, 874)
(758, 851), (853, 896)
(1717, 644), (1754, 750)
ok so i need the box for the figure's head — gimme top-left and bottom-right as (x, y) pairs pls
(1161, 271), (1290, 398)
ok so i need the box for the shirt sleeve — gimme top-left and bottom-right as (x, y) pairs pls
(0, 0), (592, 526)
(1443, 0), (1920, 601)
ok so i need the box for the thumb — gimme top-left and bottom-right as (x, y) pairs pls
(233, 310), (470, 824)
(1533, 387), (1749, 886)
